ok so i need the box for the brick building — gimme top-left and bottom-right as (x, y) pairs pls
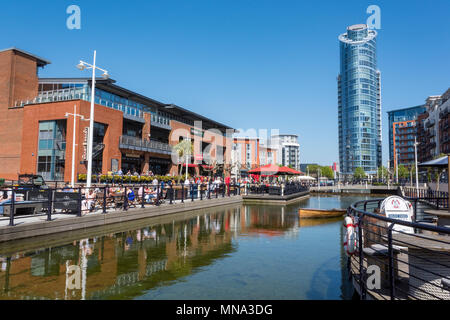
(416, 91), (450, 163)
(0, 48), (235, 181)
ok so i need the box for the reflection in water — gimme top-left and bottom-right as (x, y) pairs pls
(0, 196), (370, 300)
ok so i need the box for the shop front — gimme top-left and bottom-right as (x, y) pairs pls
(149, 157), (171, 175)
(121, 153), (144, 174)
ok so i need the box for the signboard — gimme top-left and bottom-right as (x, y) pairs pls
(380, 196), (414, 234)
(111, 158), (119, 172)
(125, 154), (141, 158)
(82, 127), (89, 161)
(53, 192), (79, 211)
(195, 154), (203, 161)
(190, 128), (204, 137)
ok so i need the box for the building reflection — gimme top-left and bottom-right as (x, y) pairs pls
(0, 204), (300, 300)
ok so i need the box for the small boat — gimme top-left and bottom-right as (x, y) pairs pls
(298, 208), (346, 219)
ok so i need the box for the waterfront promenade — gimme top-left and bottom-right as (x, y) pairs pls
(0, 182), (309, 242)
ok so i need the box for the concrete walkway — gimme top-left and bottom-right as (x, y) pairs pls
(0, 195), (243, 242)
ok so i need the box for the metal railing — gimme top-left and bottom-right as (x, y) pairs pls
(246, 183), (309, 196)
(0, 183), (243, 227)
(348, 197), (450, 300)
(403, 186), (449, 210)
(119, 135), (172, 154)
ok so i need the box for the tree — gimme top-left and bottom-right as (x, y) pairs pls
(320, 166), (334, 179)
(173, 140), (194, 179)
(353, 167), (366, 180)
(432, 153), (447, 191)
(306, 164), (320, 177)
(398, 165), (409, 179)
(377, 166), (389, 181)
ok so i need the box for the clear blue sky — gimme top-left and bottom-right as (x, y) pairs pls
(1, 0), (449, 166)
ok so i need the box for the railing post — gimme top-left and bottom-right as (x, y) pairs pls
(156, 184), (160, 206)
(77, 187), (82, 217)
(181, 184), (185, 203)
(413, 199), (417, 222)
(216, 184), (218, 198)
(124, 186), (128, 211)
(191, 184), (194, 202)
(388, 224), (395, 300)
(141, 185), (145, 208)
(47, 189), (53, 221)
(358, 214), (366, 300)
(9, 188), (15, 226)
(200, 184), (203, 200)
(170, 184), (174, 204)
(208, 181), (211, 199)
(103, 186), (107, 214)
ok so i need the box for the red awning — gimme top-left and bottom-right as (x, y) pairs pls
(182, 164), (198, 168)
(201, 165), (213, 170)
(280, 166), (303, 175)
(248, 164), (293, 175)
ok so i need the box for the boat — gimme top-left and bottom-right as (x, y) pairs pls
(298, 208), (346, 219)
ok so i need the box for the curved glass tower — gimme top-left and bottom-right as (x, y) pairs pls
(338, 24), (381, 175)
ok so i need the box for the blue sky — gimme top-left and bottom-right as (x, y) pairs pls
(1, 0), (449, 166)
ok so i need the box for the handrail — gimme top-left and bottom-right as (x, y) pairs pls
(348, 196), (450, 301)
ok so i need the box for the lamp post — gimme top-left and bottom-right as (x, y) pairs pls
(414, 137), (419, 197)
(395, 149), (399, 184)
(65, 104), (85, 187)
(77, 51), (109, 188)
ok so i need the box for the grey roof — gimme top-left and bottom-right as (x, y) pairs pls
(37, 77), (235, 132)
(0, 47), (51, 67)
(418, 156), (448, 167)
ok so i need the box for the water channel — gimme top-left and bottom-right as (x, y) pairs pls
(0, 195), (377, 300)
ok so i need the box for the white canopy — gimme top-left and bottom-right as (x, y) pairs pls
(297, 175), (316, 181)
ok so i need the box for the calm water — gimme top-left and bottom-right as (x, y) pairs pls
(0, 195), (374, 300)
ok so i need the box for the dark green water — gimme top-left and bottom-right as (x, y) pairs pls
(0, 195), (374, 300)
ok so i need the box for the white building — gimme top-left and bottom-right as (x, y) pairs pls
(269, 134), (300, 170)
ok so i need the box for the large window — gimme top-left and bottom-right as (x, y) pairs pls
(37, 120), (67, 181)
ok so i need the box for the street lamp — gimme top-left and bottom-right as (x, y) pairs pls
(414, 137), (419, 197)
(395, 149), (399, 184)
(76, 51), (109, 188)
(65, 104), (85, 187)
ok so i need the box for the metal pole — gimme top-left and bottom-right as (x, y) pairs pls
(415, 137), (419, 198)
(395, 150), (399, 184)
(71, 104), (77, 187)
(448, 155), (450, 213)
(86, 50), (97, 188)
(9, 189), (15, 226)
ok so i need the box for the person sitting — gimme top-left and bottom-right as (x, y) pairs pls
(82, 189), (96, 213)
(0, 191), (10, 216)
(126, 188), (136, 208)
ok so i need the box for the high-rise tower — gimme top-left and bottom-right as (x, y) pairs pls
(338, 24), (381, 175)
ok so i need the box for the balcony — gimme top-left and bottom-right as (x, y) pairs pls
(119, 136), (172, 155)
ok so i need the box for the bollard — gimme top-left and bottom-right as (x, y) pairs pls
(170, 184), (173, 204)
(222, 184), (225, 198)
(200, 184), (203, 200)
(191, 184), (194, 202)
(141, 186), (145, 208)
